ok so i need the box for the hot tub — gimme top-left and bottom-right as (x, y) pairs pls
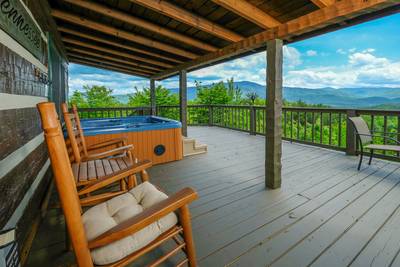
(80, 116), (183, 165)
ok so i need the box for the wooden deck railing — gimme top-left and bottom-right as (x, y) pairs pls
(76, 105), (400, 161)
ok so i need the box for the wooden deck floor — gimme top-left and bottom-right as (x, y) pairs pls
(27, 126), (400, 267)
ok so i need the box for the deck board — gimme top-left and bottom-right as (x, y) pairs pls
(26, 126), (400, 267)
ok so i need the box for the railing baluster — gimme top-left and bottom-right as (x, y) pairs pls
(329, 112), (332, 145)
(290, 111), (293, 140)
(338, 113), (342, 147)
(284, 109), (287, 138)
(297, 111), (300, 140)
(320, 112), (323, 144)
(304, 112), (307, 141)
(383, 115), (388, 155)
(312, 112), (315, 143)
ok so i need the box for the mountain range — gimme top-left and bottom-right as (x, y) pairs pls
(114, 81), (400, 108)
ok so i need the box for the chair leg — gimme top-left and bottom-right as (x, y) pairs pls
(120, 179), (127, 191)
(358, 150), (363, 171)
(180, 205), (197, 267)
(369, 149), (374, 165)
(128, 174), (137, 189)
(141, 170), (149, 182)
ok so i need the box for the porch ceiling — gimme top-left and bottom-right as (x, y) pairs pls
(48, 0), (400, 79)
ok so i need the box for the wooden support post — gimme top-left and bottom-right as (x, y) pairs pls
(179, 70), (188, 137)
(346, 109), (357, 155)
(150, 79), (156, 116)
(265, 39), (283, 189)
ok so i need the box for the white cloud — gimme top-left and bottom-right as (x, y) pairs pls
(283, 46), (302, 67)
(336, 48), (346, 55)
(348, 51), (389, 66)
(284, 49), (400, 88)
(306, 50), (317, 56)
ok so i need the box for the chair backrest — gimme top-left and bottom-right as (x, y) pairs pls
(348, 116), (373, 145)
(61, 103), (88, 163)
(37, 102), (93, 267)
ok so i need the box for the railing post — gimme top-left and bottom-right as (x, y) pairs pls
(179, 70), (188, 137)
(208, 105), (213, 126)
(150, 79), (156, 116)
(346, 109), (357, 155)
(250, 106), (256, 135)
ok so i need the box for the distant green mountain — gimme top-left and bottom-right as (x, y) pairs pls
(113, 81), (400, 109)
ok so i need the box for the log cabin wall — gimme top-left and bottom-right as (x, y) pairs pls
(0, 0), (68, 263)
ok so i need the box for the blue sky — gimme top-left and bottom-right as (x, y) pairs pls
(69, 13), (400, 95)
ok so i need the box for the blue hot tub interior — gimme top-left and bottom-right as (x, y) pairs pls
(79, 116), (181, 136)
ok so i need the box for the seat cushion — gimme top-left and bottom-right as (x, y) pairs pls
(82, 182), (178, 265)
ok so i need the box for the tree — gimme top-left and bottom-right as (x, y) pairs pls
(127, 85), (179, 106)
(195, 81), (231, 104)
(84, 85), (119, 107)
(246, 92), (259, 105)
(69, 90), (88, 108)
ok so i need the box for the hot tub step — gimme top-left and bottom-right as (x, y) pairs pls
(183, 138), (207, 157)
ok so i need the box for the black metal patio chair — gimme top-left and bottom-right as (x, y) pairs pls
(348, 116), (400, 170)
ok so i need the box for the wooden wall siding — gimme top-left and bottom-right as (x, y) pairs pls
(15, 169), (51, 251)
(84, 128), (183, 165)
(0, 44), (47, 96)
(0, 142), (48, 228)
(0, 108), (42, 161)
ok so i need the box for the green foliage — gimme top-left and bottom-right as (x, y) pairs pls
(70, 85), (119, 108)
(69, 90), (89, 108)
(194, 81), (231, 104)
(127, 85), (179, 106)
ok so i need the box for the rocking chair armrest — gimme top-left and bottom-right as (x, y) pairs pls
(78, 160), (152, 196)
(84, 145), (133, 160)
(88, 187), (198, 249)
(87, 138), (128, 151)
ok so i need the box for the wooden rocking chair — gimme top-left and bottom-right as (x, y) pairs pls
(61, 103), (143, 190)
(38, 102), (198, 267)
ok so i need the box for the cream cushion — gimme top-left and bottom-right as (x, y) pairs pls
(82, 182), (178, 265)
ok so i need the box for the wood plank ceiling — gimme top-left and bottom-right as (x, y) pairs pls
(49, 0), (400, 79)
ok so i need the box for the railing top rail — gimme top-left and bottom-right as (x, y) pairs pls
(77, 107), (151, 111)
(356, 109), (400, 116)
(75, 105), (400, 116)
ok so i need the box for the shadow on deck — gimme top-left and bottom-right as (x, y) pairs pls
(27, 126), (400, 267)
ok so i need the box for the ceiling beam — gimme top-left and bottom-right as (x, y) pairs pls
(69, 58), (151, 77)
(211, 0), (281, 29)
(51, 9), (199, 59)
(68, 53), (153, 76)
(129, 0), (243, 42)
(311, 0), (336, 8)
(62, 36), (172, 68)
(58, 26), (182, 64)
(62, 0), (217, 52)
(151, 0), (398, 80)
(65, 46), (158, 74)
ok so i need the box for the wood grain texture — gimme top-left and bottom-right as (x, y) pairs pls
(265, 39), (283, 189)
(84, 128), (183, 165)
(130, 0), (243, 42)
(51, 9), (199, 59)
(211, 0), (281, 29)
(62, 0), (217, 52)
(0, 44), (47, 96)
(0, 108), (42, 160)
(0, 142), (48, 228)
(151, 0), (399, 80)
(27, 126), (400, 267)
(57, 26), (183, 64)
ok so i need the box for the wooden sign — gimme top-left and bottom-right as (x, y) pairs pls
(0, 0), (44, 61)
